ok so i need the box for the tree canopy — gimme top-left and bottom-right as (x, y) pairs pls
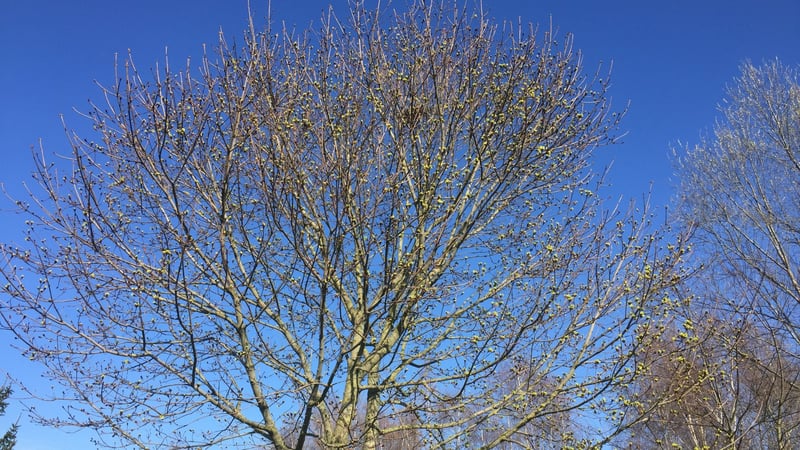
(1, 2), (687, 448)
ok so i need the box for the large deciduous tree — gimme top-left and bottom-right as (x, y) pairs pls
(1, 2), (686, 448)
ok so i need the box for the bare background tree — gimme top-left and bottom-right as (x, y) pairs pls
(1, 2), (687, 448)
(624, 61), (800, 449)
(678, 60), (800, 351)
(624, 307), (800, 449)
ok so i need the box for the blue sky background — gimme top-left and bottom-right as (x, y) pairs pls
(0, 1), (798, 448)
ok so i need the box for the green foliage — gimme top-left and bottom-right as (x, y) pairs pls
(0, 386), (17, 450)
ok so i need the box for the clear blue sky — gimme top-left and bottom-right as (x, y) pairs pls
(1, 1), (798, 448)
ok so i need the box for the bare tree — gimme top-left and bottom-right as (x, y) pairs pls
(445, 362), (582, 449)
(676, 60), (800, 350)
(636, 60), (800, 450)
(624, 306), (800, 449)
(1, 2), (686, 448)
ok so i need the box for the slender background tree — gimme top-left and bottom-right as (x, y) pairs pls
(625, 60), (800, 449)
(677, 61), (800, 345)
(1, 2), (687, 448)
